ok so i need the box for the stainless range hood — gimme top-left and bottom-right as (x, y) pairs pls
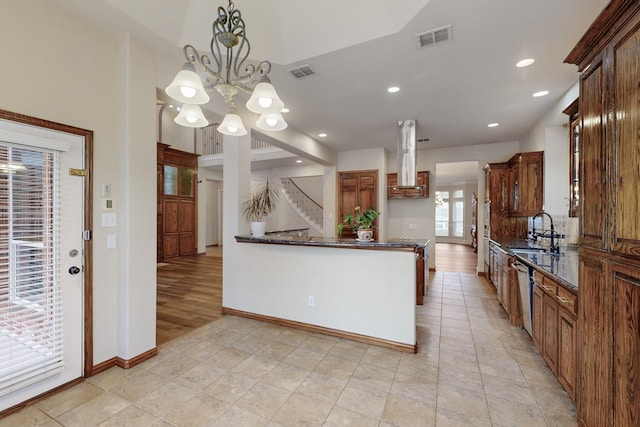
(394, 119), (423, 190)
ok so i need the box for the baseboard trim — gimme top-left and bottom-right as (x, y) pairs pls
(0, 377), (84, 418)
(222, 307), (418, 353)
(92, 347), (158, 375)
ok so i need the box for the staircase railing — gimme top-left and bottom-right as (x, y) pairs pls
(281, 178), (323, 230)
(200, 124), (272, 155)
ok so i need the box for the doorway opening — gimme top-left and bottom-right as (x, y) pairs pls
(434, 161), (479, 273)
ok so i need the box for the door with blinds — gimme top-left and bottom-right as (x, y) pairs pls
(0, 118), (85, 411)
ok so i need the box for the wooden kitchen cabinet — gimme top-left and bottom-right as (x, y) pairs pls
(565, 2), (640, 425)
(338, 170), (378, 239)
(508, 151), (543, 217)
(386, 171), (429, 198)
(157, 143), (198, 262)
(531, 270), (577, 400)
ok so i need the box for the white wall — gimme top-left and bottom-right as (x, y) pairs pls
(1, 0), (157, 363)
(224, 243), (417, 346)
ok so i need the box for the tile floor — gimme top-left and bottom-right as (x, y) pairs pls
(1, 272), (576, 426)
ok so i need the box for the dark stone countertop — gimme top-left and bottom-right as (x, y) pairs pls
(490, 238), (578, 292)
(235, 235), (430, 251)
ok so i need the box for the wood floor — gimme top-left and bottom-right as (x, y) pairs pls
(156, 246), (223, 345)
(435, 242), (478, 274)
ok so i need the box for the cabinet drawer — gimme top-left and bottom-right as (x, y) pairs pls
(556, 286), (577, 316)
(533, 271), (557, 296)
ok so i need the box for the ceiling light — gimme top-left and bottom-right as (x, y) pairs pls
(174, 104), (209, 128)
(533, 90), (549, 97)
(255, 112), (288, 131)
(387, 86), (400, 93)
(165, 1), (285, 135)
(487, 123), (499, 128)
(281, 107), (290, 113)
(516, 58), (535, 68)
(296, 160), (303, 163)
(218, 109), (247, 136)
(318, 133), (327, 138)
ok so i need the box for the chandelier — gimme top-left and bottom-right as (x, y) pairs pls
(165, 0), (287, 136)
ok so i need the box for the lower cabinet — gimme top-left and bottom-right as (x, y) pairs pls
(531, 270), (577, 401)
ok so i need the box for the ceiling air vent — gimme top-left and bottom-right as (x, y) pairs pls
(415, 25), (452, 48)
(288, 64), (315, 79)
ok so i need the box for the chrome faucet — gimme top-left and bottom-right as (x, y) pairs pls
(531, 211), (560, 254)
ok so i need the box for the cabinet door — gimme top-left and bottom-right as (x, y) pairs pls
(532, 285), (544, 349)
(611, 260), (640, 427)
(577, 250), (611, 427)
(542, 293), (558, 374)
(386, 174), (403, 198)
(579, 58), (607, 250)
(520, 152), (543, 216)
(558, 307), (577, 401)
(612, 25), (640, 256)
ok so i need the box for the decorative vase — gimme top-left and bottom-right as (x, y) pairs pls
(251, 221), (266, 237)
(357, 228), (373, 241)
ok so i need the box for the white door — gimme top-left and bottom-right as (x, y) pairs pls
(0, 120), (85, 411)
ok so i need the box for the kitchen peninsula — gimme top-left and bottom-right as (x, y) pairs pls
(227, 235), (430, 352)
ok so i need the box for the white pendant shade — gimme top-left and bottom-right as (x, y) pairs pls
(165, 63), (210, 105)
(255, 112), (288, 131)
(218, 112), (248, 136)
(246, 82), (285, 114)
(174, 104), (209, 128)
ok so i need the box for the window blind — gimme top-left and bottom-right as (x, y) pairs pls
(0, 144), (63, 396)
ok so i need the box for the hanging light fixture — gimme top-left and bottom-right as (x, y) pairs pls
(165, 0), (286, 135)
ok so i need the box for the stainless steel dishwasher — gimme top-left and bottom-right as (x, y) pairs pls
(512, 260), (532, 336)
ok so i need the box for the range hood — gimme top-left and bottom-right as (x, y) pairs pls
(394, 119), (423, 190)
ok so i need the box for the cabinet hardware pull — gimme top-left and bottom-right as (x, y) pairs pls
(556, 295), (572, 304)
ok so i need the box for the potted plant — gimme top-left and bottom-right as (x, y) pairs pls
(241, 176), (281, 237)
(337, 206), (381, 241)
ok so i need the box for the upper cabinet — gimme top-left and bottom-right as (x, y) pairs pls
(485, 151), (543, 218)
(508, 151), (544, 217)
(386, 171), (429, 199)
(563, 99), (580, 218)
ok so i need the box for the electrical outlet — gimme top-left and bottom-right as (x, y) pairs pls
(308, 295), (315, 306)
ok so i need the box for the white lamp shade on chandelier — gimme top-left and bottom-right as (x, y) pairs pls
(163, 1), (287, 135)
(246, 82), (285, 114)
(255, 112), (288, 131)
(165, 63), (210, 105)
(174, 104), (209, 128)
(218, 111), (248, 136)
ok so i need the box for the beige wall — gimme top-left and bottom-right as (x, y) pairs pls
(0, 0), (157, 363)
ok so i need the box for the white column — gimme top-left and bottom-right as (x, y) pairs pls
(222, 133), (251, 308)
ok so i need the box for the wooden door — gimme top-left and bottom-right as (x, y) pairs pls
(338, 170), (378, 239)
(558, 307), (577, 401)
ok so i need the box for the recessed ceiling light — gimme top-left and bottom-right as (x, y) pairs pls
(296, 160), (303, 164)
(281, 107), (290, 113)
(516, 58), (535, 68)
(488, 123), (499, 128)
(533, 90), (549, 97)
(318, 133), (327, 138)
(387, 86), (400, 93)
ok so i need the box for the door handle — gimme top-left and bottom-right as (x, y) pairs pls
(68, 266), (81, 275)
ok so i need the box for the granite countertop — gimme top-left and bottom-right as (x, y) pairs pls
(490, 238), (578, 292)
(236, 235), (430, 250)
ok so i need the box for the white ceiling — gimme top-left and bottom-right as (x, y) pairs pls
(52, 0), (606, 161)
